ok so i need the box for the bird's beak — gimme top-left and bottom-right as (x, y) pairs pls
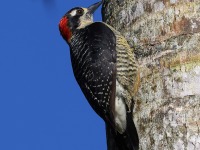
(87, 1), (102, 15)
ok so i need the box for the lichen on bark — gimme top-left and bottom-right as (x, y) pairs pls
(102, 0), (200, 149)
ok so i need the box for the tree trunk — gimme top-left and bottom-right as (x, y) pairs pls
(102, 0), (200, 149)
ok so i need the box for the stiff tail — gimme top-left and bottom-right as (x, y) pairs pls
(106, 112), (139, 150)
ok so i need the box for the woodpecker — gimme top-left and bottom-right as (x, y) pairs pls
(59, 1), (139, 150)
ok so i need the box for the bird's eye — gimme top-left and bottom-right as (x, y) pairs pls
(77, 9), (83, 16)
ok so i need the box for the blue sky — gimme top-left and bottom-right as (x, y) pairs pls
(0, 0), (106, 149)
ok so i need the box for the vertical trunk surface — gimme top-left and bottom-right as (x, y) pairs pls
(102, 0), (200, 149)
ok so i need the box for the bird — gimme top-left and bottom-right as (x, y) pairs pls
(59, 1), (139, 150)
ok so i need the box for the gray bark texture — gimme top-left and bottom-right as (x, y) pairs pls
(102, 0), (200, 150)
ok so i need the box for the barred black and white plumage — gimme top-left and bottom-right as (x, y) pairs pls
(59, 1), (139, 150)
(70, 23), (116, 121)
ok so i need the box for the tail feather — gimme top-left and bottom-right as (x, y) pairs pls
(126, 111), (139, 150)
(106, 112), (139, 150)
(106, 124), (120, 150)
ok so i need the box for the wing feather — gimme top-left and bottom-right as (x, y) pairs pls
(70, 22), (117, 123)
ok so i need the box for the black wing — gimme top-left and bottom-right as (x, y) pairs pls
(70, 22), (116, 122)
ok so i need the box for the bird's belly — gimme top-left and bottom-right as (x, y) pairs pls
(115, 80), (126, 134)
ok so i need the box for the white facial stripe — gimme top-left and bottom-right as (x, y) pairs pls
(77, 8), (93, 29)
(82, 8), (88, 14)
(70, 10), (77, 16)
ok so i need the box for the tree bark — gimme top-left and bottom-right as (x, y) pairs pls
(102, 0), (200, 149)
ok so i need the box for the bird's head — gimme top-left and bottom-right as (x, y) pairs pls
(59, 1), (102, 43)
